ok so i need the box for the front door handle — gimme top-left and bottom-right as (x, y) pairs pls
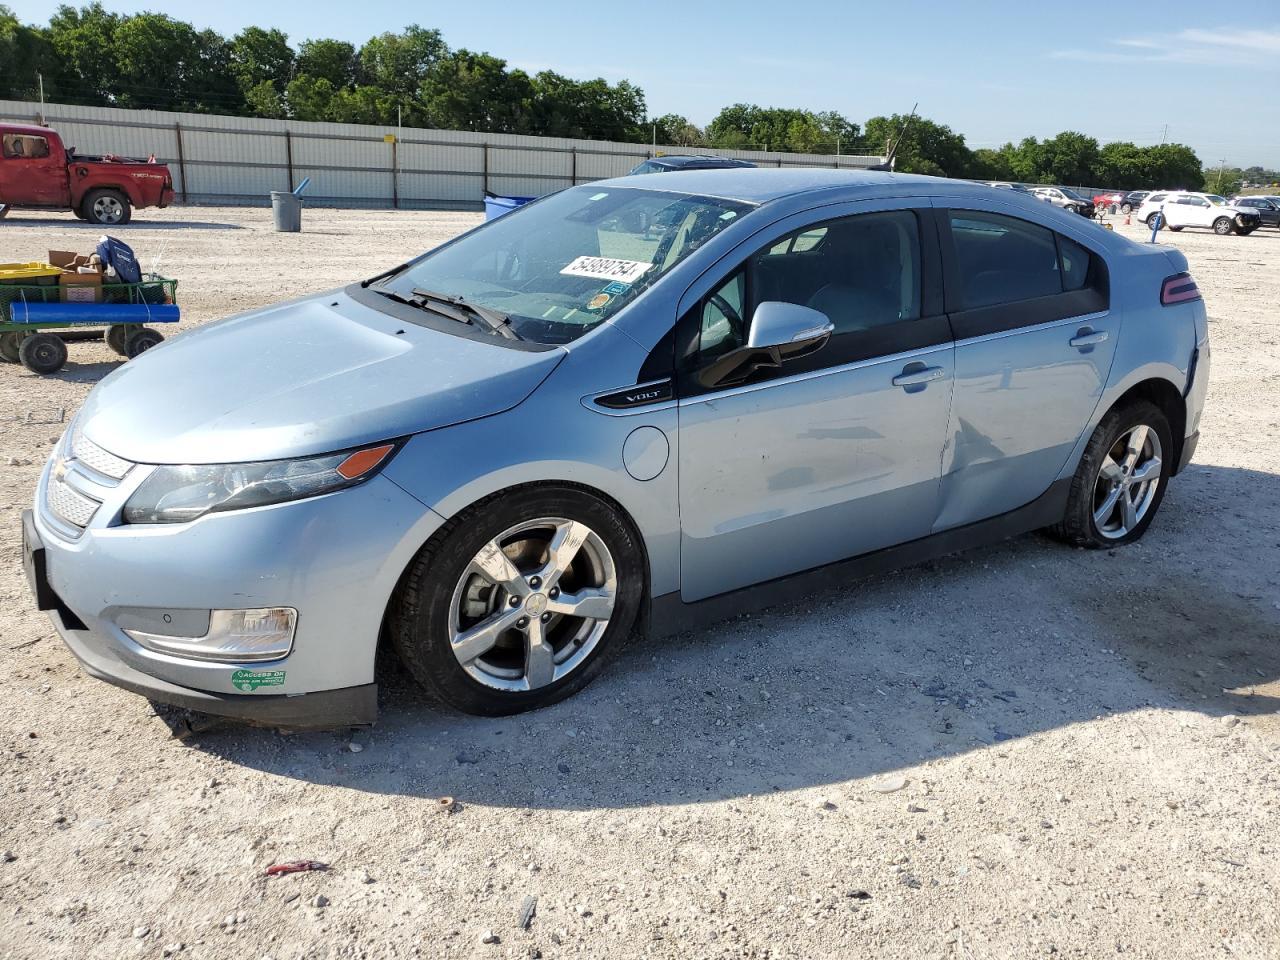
(892, 365), (945, 387)
(1069, 329), (1109, 348)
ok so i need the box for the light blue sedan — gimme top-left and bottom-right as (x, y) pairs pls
(25, 169), (1210, 725)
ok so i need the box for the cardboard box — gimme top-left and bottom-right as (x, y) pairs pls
(59, 272), (102, 303)
(49, 250), (104, 303)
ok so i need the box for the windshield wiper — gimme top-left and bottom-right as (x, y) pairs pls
(375, 287), (519, 340)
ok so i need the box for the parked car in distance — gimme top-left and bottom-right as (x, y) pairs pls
(0, 124), (175, 224)
(988, 181), (1033, 193)
(1032, 186), (1095, 217)
(25, 169), (1210, 726)
(1229, 195), (1280, 228)
(628, 155), (756, 175)
(1137, 191), (1261, 235)
(1120, 191), (1150, 214)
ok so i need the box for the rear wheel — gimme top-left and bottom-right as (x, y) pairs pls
(389, 485), (644, 715)
(1050, 400), (1172, 548)
(18, 333), (67, 375)
(82, 189), (132, 226)
(125, 327), (164, 358)
(1120, 203), (1133, 214)
(1213, 217), (1232, 235)
(0, 332), (22, 364)
(105, 324), (131, 356)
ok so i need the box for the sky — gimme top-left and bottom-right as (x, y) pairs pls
(10, 0), (1280, 168)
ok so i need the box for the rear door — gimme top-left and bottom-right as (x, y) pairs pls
(676, 202), (954, 601)
(931, 202), (1119, 531)
(0, 131), (66, 207)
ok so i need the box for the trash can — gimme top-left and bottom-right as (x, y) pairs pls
(271, 191), (302, 232)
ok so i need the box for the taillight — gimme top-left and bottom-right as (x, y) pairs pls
(1161, 273), (1201, 306)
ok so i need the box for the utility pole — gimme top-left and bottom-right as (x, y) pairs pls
(37, 72), (46, 125)
(1160, 123), (1168, 145)
(1214, 158), (1227, 192)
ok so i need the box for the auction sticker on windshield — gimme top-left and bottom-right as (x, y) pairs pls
(560, 256), (652, 284)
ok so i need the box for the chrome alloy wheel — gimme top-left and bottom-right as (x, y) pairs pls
(92, 194), (125, 224)
(448, 517), (617, 691)
(1093, 424), (1163, 540)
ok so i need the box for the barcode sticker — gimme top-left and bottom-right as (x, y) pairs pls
(560, 256), (653, 284)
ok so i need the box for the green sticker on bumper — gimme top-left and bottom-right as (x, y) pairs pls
(232, 669), (285, 692)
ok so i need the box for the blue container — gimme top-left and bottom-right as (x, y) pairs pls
(483, 194), (535, 221)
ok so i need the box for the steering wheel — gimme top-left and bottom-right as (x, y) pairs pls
(707, 292), (746, 346)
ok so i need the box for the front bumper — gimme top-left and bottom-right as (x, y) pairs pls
(26, 439), (444, 727)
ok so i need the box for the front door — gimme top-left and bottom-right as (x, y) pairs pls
(0, 131), (65, 207)
(676, 207), (955, 602)
(932, 204), (1120, 530)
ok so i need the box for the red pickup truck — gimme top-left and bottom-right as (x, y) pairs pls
(0, 123), (175, 225)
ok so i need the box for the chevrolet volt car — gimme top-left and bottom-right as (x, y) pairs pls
(25, 169), (1210, 726)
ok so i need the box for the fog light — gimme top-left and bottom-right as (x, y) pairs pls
(124, 607), (296, 662)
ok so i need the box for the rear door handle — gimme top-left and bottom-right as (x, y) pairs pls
(892, 365), (945, 387)
(1069, 329), (1109, 348)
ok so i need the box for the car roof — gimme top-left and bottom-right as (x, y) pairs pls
(0, 123), (57, 137)
(596, 167), (963, 204)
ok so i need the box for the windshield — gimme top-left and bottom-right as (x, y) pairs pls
(1059, 187), (1086, 201)
(1205, 195), (1227, 205)
(377, 186), (755, 344)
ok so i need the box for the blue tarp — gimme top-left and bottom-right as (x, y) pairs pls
(8, 302), (180, 325)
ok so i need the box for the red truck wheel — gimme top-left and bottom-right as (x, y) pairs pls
(83, 189), (132, 225)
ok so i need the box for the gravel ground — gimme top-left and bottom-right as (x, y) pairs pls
(1, 206), (1278, 960)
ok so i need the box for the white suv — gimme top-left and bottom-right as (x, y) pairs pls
(1136, 192), (1261, 236)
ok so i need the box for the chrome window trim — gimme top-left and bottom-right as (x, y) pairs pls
(952, 310), (1109, 349)
(678, 342), (950, 407)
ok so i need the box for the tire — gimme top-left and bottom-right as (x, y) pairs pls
(1235, 225), (1256, 236)
(125, 327), (164, 358)
(105, 324), (130, 356)
(82, 189), (132, 226)
(1120, 203), (1132, 214)
(1168, 225), (1183, 232)
(1147, 213), (1163, 229)
(389, 484), (645, 715)
(18, 333), (68, 375)
(1049, 400), (1172, 548)
(0, 332), (22, 364)
(1212, 217), (1232, 236)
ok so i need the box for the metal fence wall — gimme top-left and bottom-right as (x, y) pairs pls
(1, 100), (887, 211)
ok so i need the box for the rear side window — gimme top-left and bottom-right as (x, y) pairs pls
(1058, 235), (1092, 292)
(949, 211), (1061, 309)
(2, 134), (50, 159)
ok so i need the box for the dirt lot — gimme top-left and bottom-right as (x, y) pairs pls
(1, 206), (1277, 960)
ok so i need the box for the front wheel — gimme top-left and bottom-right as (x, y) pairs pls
(1049, 400), (1172, 548)
(1234, 225), (1256, 236)
(0, 332), (22, 364)
(389, 485), (644, 715)
(1121, 203), (1133, 214)
(1213, 217), (1233, 235)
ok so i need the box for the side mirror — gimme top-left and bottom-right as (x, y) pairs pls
(698, 301), (833, 389)
(747, 301), (834, 355)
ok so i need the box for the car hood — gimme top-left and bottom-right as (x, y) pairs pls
(78, 290), (566, 464)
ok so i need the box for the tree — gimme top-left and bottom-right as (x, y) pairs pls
(111, 12), (210, 110)
(706, 104), (857, 153)
(45, 2), (121, 103)
(1143, 144), (1204, 191)
(650, 113), (704, 147)
(286, 74), (335, 121)
(862, 113), (974, 176)
(0, 5), (56, 101)
(1097, 141), (1146, 189)
(358, 25), (446, 100)
(1036, 130), (1100, 185)
(229, 27), (294, 101)
(421, 50), (532, 132)
(296, 38), (356, 89)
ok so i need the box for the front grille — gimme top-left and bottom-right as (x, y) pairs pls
(46, 473), (100, 528)
(41, 427), (136, 537)
(71, 427), (132, 480)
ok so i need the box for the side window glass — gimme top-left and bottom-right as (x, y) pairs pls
(752, 211), (920, 335)
(698, 270), (746, 361)
(1057, 235), (1092, 292)
(949, 211), (1061, 309)
(2, 134), (50, 159)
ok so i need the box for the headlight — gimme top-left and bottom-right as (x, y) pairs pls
(123, 442), (398, 524)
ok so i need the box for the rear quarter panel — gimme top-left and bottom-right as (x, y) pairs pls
(69, 163), (172, 208)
